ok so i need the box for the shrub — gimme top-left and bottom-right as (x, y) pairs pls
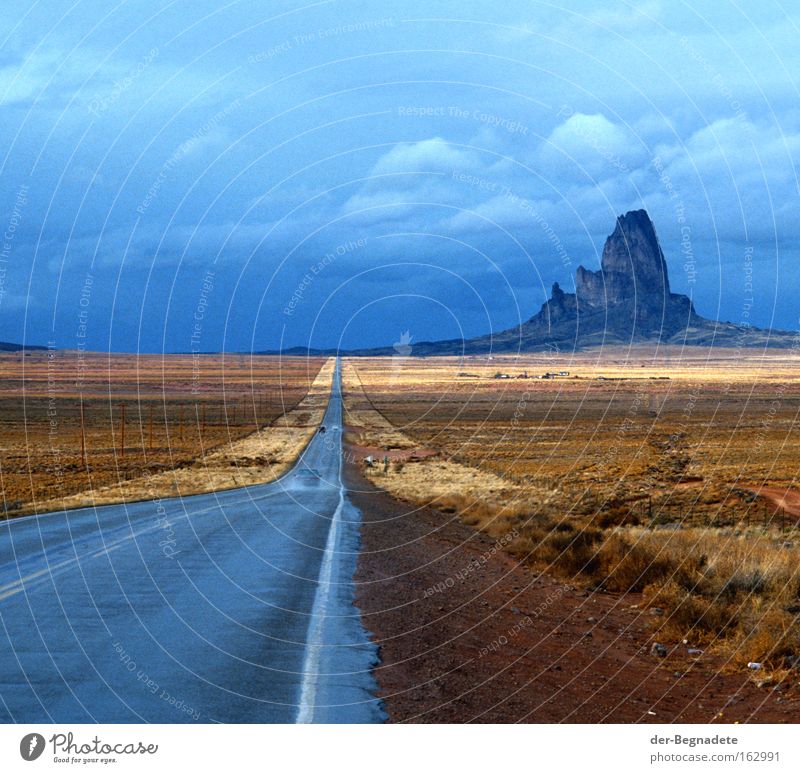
(733, 608), (800, 667)
(598, 533), (675, 593)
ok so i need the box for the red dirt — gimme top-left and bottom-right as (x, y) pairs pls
(347, 449), (800, 723)
(354, 445), (438, 462)
(750, 487), (800, 519)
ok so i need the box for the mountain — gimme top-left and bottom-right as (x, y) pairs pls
(0, 341), (47, 352)
(379, 209), (797, 355)
(258, 209), (796, 356)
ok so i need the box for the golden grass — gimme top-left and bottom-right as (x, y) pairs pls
(1, 353), (332, 515)
(342, 359), (532, 531)
(345, 348), (800, 668)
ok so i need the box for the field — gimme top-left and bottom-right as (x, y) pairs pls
(345, 348), (800, 670)
(0, 351), (329, 516)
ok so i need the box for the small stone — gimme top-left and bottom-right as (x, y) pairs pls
(650, 642), (667, 658)
(649, 607), (665, 617)
(687, 648), (703, 656)
(587, 617), (597, 623)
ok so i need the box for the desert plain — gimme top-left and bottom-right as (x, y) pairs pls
(4, 344), (800, 721)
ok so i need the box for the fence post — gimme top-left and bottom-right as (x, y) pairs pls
(79, 400), (87, 466)
(119, 403), (125, 458)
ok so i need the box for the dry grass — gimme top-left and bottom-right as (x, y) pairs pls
(0, 352), (331, 516)
(345, 348), (800, 668)
(598, 527), (800, 667)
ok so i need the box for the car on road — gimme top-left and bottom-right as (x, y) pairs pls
(295, 468), (322, 483)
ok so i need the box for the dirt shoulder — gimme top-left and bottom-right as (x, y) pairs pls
(33, 358), (335, 513)
(347, 459), (800, 723)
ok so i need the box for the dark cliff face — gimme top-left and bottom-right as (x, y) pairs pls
(519, 209), (698, 346)
(576, 209), (671, 309)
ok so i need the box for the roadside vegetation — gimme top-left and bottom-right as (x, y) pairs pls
(0, 352), (329, 516)
(346, 351), (800, 671)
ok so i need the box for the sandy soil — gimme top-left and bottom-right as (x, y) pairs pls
(348, 460), (800, 723)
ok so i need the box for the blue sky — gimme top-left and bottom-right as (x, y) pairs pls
(0, 0), (798, 352)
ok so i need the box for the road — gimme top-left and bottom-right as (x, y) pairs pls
(0, 360), (384, 723)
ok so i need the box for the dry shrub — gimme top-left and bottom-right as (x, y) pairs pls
(730, 608), (800, 666)
(635, 529), (800, 663)
(511, 520), (604, 578)
(596, 505), (641, 528)
(644, 580), (733, 640)
(426, 493), (533, 536)
(598, 533), (678, 593)
(513, 518), (800, 665)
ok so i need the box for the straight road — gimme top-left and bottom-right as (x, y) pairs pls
(0, 360), (383, 723)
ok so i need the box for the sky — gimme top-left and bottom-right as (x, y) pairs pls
(0, 0), (798, 353)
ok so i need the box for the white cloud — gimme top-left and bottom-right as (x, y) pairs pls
(370, 137), (478, 175)
(537, 112), (645, 181)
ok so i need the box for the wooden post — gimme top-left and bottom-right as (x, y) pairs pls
(79, 400), (87, 466)
(201, 402), (206, 433)
(119, 403), (125, 458)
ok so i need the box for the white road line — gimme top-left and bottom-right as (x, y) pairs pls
(295, 486), (343, 723)
(296, 366), (343, 724)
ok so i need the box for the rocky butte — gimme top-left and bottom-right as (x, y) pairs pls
(385, 209), (796, 355)
(269, 209), (797, 356)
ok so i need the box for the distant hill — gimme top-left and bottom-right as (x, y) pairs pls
(0, 341), (47, 352)
(262, 209), (797, 356)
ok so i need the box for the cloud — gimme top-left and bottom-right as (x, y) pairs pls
(537, 112), (645, 180)
(582, 1), (663, 32)
(340, 138), (495, 224)
(370, 137), (478, 175)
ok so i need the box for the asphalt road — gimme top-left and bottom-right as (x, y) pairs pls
(0, 361), (384, 723)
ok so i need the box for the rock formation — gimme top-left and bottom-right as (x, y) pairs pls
(269, 209), (797, 356)
(525, 208), (699, 347)
(383, 208), (795, 354)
